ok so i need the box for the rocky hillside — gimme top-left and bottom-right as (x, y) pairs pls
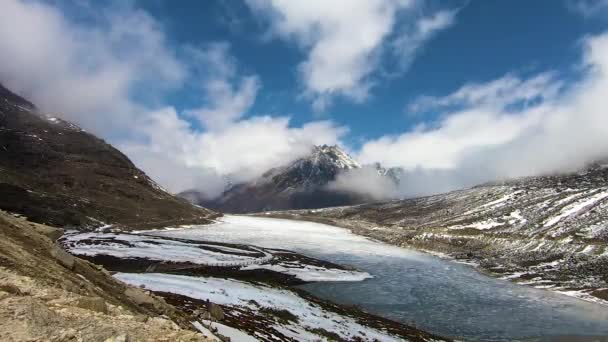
(0, 83), (217, 231)
(182, 145), (395, 213)
(272, 164), (608, 303)
(0, 210), (210, 341)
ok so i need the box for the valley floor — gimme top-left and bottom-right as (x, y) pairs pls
(142, 215), (608, 341)
(59, 222), (447, 342)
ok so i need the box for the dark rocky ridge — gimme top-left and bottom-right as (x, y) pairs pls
(0, 83), (218, 230)
(182, 145), (395, 213)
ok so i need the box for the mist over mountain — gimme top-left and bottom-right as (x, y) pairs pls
(180, 145), (401, 213)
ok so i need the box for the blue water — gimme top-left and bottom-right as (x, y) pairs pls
(300, 252), (608, 341)
(153, 215), (608, 341)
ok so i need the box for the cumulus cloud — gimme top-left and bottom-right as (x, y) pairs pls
(122, 108), (348, 195)
(184, 43), (260, 131)
(0, 0), (347, 197)
(7, 0), (608, 205)
(407, 72), (562, 114)
(246, 0), (455, 111)
(118, 43), (348, 195)
(0, 0), (183, 136)
(358, 32), (608, 197)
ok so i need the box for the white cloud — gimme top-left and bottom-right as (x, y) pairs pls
(0, 0), (347, 197)
(0, 0), (184, 136)
(122, 43), (348, 195)
(327, 167), (398, 200)
(247, 0), (456, 111)
(567, 0), (608, 17)
(9, 0), (608, 205)
(407, 72), (562, 113)
(392, 9), (457, 71)
(122, 108), (348, 194)
(358, 32), (608, 197)
(184, 43), (260, 131)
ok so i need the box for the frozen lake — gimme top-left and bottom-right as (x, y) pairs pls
(150, 215), (608, 341)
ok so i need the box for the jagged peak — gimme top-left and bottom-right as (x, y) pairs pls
(307, 144), (361, 170)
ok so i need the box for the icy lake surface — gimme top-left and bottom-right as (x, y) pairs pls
(151, 215), (608, 341)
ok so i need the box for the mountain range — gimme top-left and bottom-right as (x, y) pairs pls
(180, 144), (401, 213)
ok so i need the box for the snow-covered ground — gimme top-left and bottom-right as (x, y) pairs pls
(544, 188), (608, 227)
(115, 273), (403, 342)
(61, 230), (372, 282)
(449, 218), (505, 230)
(61, 232), (267, 266)
(191, 321), (221, 341)
(149, 215), (608, 340)
(152, 215), (427, 261)
(241, 261), (372, 282)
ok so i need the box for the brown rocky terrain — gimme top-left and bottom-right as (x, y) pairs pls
(0, 209), (212, 341)
(0, 82), (218, 231)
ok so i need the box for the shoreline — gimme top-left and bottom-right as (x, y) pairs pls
(253, 212), (608, 307)
(60, 230), (450, 342)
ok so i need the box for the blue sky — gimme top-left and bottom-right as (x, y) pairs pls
(133, 0), (607, 145)
(2, 0), (608, 198)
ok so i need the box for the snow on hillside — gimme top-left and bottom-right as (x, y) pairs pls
(61, 230), (372, 282)
(115, 273), (403, 342)
(313, 144), (361, 169)
(276, 164), (608, 303)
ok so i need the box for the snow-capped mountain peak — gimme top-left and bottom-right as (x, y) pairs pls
(183, 144), (377, 213)
(262, 145), (360, 190)
(309, 144), (361, 170)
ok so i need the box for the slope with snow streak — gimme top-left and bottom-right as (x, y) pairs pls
(279, 165), (608, 305)
(115, 273), (405, 342)
(543, 188), (608, 228)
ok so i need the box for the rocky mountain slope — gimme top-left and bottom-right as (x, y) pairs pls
(0, 83), (217, 231)
(182, 145), (396, 213)
(0, 210), (210, 341)
(271, 164), (608, 303)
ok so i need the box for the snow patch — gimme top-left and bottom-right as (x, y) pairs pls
(62, 233), (267, 266)
(115, 273), (402, 342)
(191, 321), (221, 341)
(240, 262), (373, 282)
(544, 189), (608, 227)
(449, 219), (504, 230)
(200, 320), (259, 342)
